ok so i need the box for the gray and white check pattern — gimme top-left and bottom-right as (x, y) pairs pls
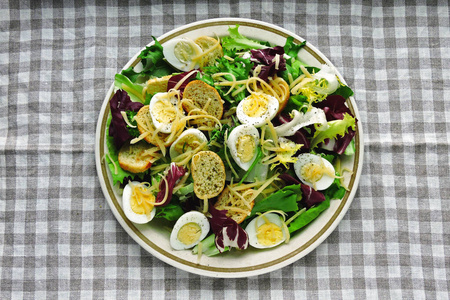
(1, 0), (449, 299)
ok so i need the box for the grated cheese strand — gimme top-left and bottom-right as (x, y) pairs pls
(173, 70), (198, 90)
(120, 111), (136, 128)
(105, 152), (118, 175)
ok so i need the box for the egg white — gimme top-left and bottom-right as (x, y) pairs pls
(122, 181), (156, 224)
(236, 93), (279, 128)
(245, 213), (286, 249)
(311, 64), (339, 94)
(169, 128), (208, 160)
(162, 38), (203, 72)
(170, 211), (210, 250)
(149, 92), (180, 134)
(226, 124), (260, 171)
(294, 153), (335, 191)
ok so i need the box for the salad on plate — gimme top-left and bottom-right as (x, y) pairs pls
(104, 25), (357, 258)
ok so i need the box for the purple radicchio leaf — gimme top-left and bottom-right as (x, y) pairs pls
(250, 46), (286, 81)
(332, 129), (356, 155)
(167, 70), (199, 97)
(314, 95), (358, 155)
(315, 95), (353, 121)
(300, 184), (326, 209)
(109, 90), (144, 149)
(155, 163), (186, 206)
(208, 205), (249, 253)
(278, 174), (326, 209)
(278, 173), (301, 186)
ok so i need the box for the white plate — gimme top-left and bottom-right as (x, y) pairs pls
(95, 18), (364, 278)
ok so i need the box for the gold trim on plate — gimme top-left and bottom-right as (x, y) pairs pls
(99, 19), (360, 274)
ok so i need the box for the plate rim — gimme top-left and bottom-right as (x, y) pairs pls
(95, 17), (364, 278)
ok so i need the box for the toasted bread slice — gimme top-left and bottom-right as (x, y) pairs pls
(182, 80), (224, 120)
(146, 75), (171, 95)
(214, 186), (255, 224)
(194, 36), (223, 68)
(191, 151), (226, 200)
(134, 105), (172, 146)
(118, 140), (154, 173)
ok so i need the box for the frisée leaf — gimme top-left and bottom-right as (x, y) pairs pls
(221, 25), (268, 51)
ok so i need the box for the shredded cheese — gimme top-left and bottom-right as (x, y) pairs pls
(120, 111), (136, 128)
(273, 54), (280, 70)
(173, 70), (198, 90)
(247, 173), (280, 204)
(105, 152), (118, 175)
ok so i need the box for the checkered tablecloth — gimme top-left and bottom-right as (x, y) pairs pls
(1, 0), (449, 298)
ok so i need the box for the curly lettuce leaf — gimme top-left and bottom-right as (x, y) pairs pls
(310, 113), (356, 149)
(283, 36), (307, 58)
(221, 25), (267, 51)
(199, 49), (254, 103)
(314, 95), (357, 154)
(125, 111), (140, 138)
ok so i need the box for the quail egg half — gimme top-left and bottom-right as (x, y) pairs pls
(149, 92), (181, 134)
(294, 153), (336, 191)
(170, 211), (210, 250)
(163, 37), (203, 72)
(236, 92), (279, 128)
(122, 181), (156, 224)
(245, 213), (287, 249)
(226, 124), (260, 171)
(169, 128), (208, 160)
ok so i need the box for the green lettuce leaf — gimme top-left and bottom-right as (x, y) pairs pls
(288, 198), (330, 233)
(323, 177), (346, 201)
(121, 37), (173, 83)
(114, 74), (146, 103)
(199, 49), (254, 104)
(310, 113), (356, 149)
(249, 185), (300, 217)
(154, 203), (184, 222)
(283, 36), (307, 58)
(332, 85), (354, 99)
(192, 234), (229, 257)
(221, 25), (267, 51)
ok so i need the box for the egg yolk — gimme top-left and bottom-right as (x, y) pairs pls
(177, 222), (202, 245)
(173, 135), (202, 153)
(130, 185), (155, 216)
(236, 135), (256, 163)
(300, 162), (324, 184)
(256, 222), (284, 246)
(243, 94), (269, 118)
(152, 100), (177, 124)
(174, 40), (197, 63)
